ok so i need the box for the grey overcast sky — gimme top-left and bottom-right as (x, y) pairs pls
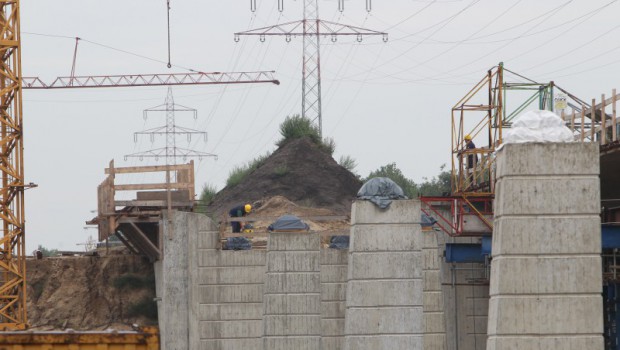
(21, 0), (620, 251)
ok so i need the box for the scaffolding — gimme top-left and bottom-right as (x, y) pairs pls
(422, 63), (590, 236)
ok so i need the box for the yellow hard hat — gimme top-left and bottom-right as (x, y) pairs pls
(244, 204), (252, 213)
(464, 134), (472, 141)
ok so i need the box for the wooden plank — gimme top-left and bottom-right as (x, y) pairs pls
(128, 222), (161, 259)
(581, 106), (585, 142)
(571, 110), (575, 136)
(105, 163), (192, 175)
(115, 182), (194, 191)
(136, 190), (190, 201)
(602, 94), (607, 145)
(591, 98), (596, 142)
(115, 200), (193, 207)
(189, 160), (195, 201)
(582, 93), (620, 117)
(614, 89), (617, 142)
(118, 217), (161, 224)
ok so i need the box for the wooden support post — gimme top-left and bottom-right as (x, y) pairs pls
(581, 105), (586, 142)
(591, 98), (596, 142)
(614, 88), (617, 142)
(602, 94), (607, 145)
(571, 110), (576, 137)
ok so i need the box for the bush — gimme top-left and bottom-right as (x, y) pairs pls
(31, 279), (46, 301)
(112, 274), (151, 290)
(276, 115), (336, 155)
(37, 245), (58, 257)
(277, 114), (321, 146)
(196, 183), (218, 213)
(126, 296), (158, 320)
(339, 155), (358, 173)
(226, 152), (271, 188)
(320, 137), (336, 156)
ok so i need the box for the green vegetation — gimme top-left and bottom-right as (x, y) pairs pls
(37, 245), (58, 257)
(196, 183), (218, 213)
(339, 155), (358, 175)
(277, 114), (336, 155)
(417, 165), (452, 196)
(273, 165), (289, 177)
(31, 279), (46, 302)
(126, 296), (158, 320)
(277, 114), (321, 146)
(366, 163), (418, 198)
(365, 163), (451, 198)
(112, 273), (155, 290)
(226, 152), (271, 188)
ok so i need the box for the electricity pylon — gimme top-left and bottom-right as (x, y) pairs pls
(125, 87), (216, 217)
(235, 0), (387, 137)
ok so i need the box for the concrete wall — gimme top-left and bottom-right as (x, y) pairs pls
(422, 230), (447, 349)
(263, 232), (322, 349)
(439, 235), (489, 350)
(157, 199), (441, 350)
(487, 142), (603, 349)
(344, 200), (424, 350)
(321, 249), (348, 350)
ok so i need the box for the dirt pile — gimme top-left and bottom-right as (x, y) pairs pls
(207, 137), (363, 217)
(26, 252), (156, 330)
(249, 195), (349, 233)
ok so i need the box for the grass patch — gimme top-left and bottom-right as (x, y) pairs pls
(112, 274), (153, 290)
(226, 152), (271, 188)
(273, 165), (289, 176)
(31, 279), (46, 301)
(127, 296), (158, 320)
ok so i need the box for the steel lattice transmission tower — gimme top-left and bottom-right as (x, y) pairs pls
(125, 87), (216, 163)
(236, 0), (387, 137)
(125, 87), (216, 215)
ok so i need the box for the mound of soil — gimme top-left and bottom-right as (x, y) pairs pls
(26, 253), (156, 330)
(207, 137), (363, 217)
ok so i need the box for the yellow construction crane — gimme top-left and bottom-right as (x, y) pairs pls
(0, 0), (27, 330)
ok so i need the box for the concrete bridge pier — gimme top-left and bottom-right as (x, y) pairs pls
(487, 143), (604, 349)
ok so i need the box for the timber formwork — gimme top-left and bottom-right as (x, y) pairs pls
(89, 160), (195, 261)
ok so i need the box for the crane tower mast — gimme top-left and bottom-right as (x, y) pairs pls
(0, 0), (27, 330)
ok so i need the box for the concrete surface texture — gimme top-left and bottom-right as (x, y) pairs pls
(344, 200), (424, 350)
(433, 208), (490, 350)
(487, 142), (604, 349)
(321, 249), (348, 349)
(422, 230), (447, 349)
(263, 232), (322, 349)
(156, 199), (442, 350)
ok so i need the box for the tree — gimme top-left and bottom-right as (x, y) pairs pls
(365, 163), (452, 198)
(417, 165), (451, 196)
(365, 163), (418, 198)
(37, 244), (58, 257)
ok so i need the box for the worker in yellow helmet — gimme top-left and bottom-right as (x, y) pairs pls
(229, 203), (252, 233)
(463, 134), (478, 187)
